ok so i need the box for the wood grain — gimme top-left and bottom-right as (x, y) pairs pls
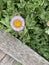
(0, 50), (5, 61)
(0, 30), (49, 65)
(0, 53), (19, 65)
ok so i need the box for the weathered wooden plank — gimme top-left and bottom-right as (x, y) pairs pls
(0, 49), (20, 65)
(0, 55), (19, 65)
(0, 30), (49, 65)
(0, 50), (5, 61)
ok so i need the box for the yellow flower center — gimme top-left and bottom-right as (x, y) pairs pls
(13, 19), (22, 28)
(47, 21), (49, 26)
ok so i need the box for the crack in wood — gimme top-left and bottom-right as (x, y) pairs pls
(0, 54), (7, 62)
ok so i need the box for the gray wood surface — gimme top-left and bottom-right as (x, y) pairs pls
(0, 54), (19, 65)
(0, 50), (20, 65)
(0, 50), (5, 61)
(0, 30), (49, 65)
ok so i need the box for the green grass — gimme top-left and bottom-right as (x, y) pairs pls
(17, 63), (22, 65)
(0, 0), (49, 61)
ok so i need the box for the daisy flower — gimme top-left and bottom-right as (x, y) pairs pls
(47, 21), (49, 26)
(10, 16), (25, 31)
